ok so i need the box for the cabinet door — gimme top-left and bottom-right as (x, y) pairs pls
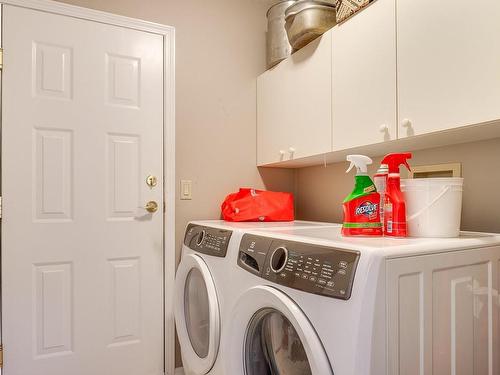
(332, 0), (397, 150)
(386, 247), (500, 375)
(397, 0), (500, 138)
(257, 31), (332, 166)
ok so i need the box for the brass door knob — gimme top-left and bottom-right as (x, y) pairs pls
(145, 201), (159, 213)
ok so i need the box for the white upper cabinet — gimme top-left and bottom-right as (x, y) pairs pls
(257, 31), (332, 166)
(257, 0), (500, 167)
(332, 0), (396, 150)
(397, 0), (500, 138)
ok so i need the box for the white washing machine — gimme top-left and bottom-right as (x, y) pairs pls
(224, 226), (500, 375)
(174, 220), (339, 375)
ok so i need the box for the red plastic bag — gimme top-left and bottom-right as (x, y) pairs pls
(221, 188), (294, 222)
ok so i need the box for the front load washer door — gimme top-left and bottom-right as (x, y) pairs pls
(175, 254), (220, 374)
(225, 285), (333, 375)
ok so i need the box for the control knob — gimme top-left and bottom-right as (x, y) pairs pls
(196, 230), (206, 246)
(270, 246), (288, 273)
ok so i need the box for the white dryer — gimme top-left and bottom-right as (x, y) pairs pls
(224, 226), (500, 375)
(175, 220), (339, 375)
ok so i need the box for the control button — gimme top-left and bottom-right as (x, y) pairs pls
(339, 261), (348, 269)
(280, 273), (287, 278)
(270, 247), (289, 273)
(340, 290), (346, 295)
(301, 274), (308, 280)
(294, 272), (301, 277)
(196, 230), (206, 246)
(318, 279), (327, 285)
(327, 281), (335, 288)
(309, 276), (317, 282)
(337, 269), (347, 276)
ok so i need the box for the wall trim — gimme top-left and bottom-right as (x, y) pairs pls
(0, 1), (176, 374)
(2, 0), (174, 34)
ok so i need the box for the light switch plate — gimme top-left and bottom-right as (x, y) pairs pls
(180, 180), (192, 200)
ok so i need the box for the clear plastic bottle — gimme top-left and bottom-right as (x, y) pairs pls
(373, 164), (389, 228)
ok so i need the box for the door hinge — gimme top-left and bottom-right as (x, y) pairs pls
(0, 48), (3, 70)
(0, 344), (4, 368)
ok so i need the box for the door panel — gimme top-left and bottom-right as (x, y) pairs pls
(397, 0), (500, 137)
(2, 5), (164, 375)
(257, 32), (332, 166)
(386, 247), (500, 375)
(332, 0), (397, 150)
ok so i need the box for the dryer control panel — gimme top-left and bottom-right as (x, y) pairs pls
(238, 234), (360, 300)
(184, 224), (232, 257)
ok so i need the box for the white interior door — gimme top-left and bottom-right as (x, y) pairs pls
(2, 5), (164, 375)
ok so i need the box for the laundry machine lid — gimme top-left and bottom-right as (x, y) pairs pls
(225, 285), (333, 375)
(175, 254), (220, 374)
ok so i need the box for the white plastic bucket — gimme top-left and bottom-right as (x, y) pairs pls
(401, 178), (464, 238)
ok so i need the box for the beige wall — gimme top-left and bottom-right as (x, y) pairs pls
(295, 138), (500, 233)
(54, 0), (295, 266)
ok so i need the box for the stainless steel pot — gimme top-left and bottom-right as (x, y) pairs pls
(266, 1), (297, 69)
(285, 0), (337, 51)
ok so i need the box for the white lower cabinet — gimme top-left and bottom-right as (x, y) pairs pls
(397, 0), (500, 138)
(332, 0), (397, 150)
(257, 31), (332, 166)
(386, 247), (499, 375)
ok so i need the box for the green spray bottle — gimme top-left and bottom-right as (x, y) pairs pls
(342, 155), (383, 236)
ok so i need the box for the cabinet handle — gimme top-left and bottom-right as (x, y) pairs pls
(288, 147), (296, 154)
(379, 124), (389, 132)
(401, 118), (412, 128)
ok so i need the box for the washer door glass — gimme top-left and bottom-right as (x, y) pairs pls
(184, 268), (210, 358)
(245, 308), (312, 375)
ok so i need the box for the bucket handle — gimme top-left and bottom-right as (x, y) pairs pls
(407, 185), (452, 222)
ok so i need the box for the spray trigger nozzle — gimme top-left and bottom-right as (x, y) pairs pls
(381, 152), (412, 174)
(345, 155), (373, 175)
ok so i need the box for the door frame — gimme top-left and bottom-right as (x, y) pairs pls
(0, 0), (176, 374)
